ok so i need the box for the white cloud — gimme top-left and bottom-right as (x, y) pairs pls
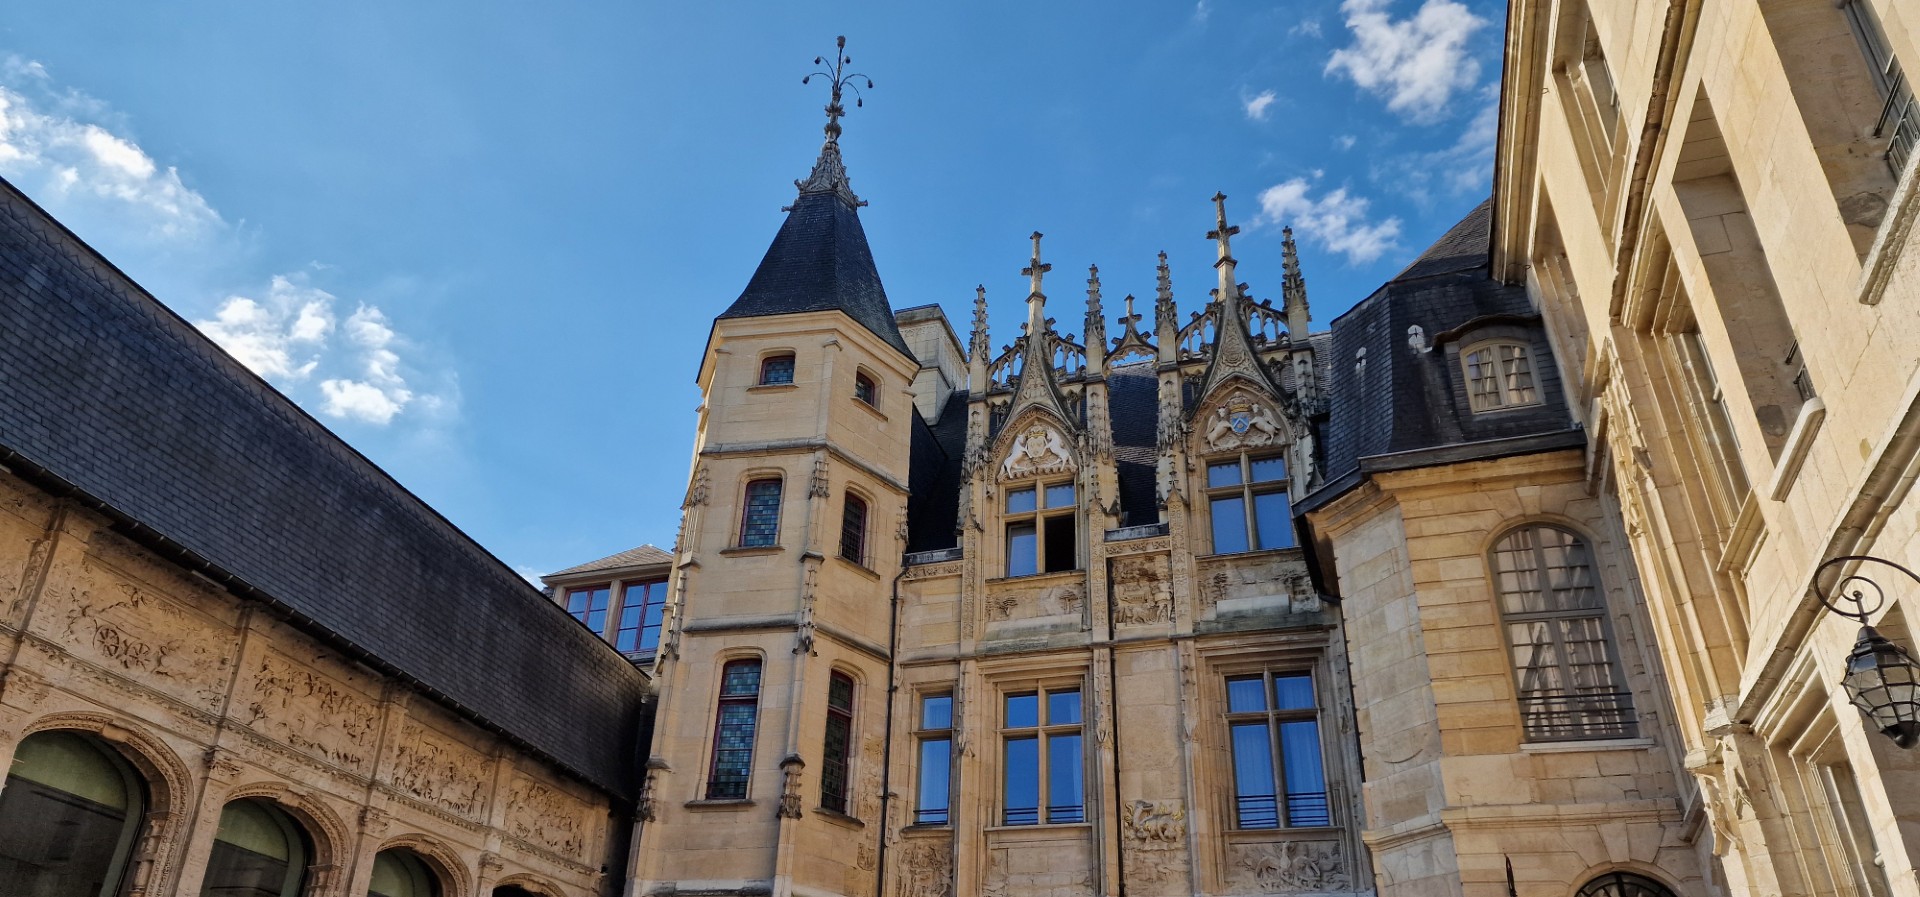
(0, 57), (220, 240)
(196, 276), (439, 427)
(1336, 134), (1358, 150)
(1375, 90), (1500, 202)
(1325, 0), (1488, 122)
(1290, 19), (1325, 38)
(1243, 89), (1278, 121)
(1257, 178), (1403, 265)
(1194, 0), (1212, 23)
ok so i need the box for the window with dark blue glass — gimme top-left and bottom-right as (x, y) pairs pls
(915, 694), (953, 825)
(1207, 454), (1293, 555)
(1004, 481), (1078, 577)
(615, 580), (668, 653)
(739, 479), (783, 548)
(840, 494), (868, 566)
(1001, 686), (1084, 825)
(707, 660), (763, 800)
(1226, 670), (1328, 829)
(760, 354), (796, 385)
(820, 673), (856, 814)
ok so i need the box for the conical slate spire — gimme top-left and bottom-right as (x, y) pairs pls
(719, 37), (909, 358)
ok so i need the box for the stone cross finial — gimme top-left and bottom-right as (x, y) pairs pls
(1206, 192), (1240, 260)
(1023, 232), (1052, 299)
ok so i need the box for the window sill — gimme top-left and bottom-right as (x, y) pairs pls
(1466, 401), (1546, 416)
(851, 398), (888, 422)
(1519, 736), (1653, 754)
(835, 556), (881, 580)
(1765, 397), (1826, 501)
(1224, 825), (1343, 840)
(813, 807), (866, 829)
(903, 822), (953, 833)
(748, 383), (800, 393)
(721, 545), (785, 557)
(985, 821), (1092, 833)
(1195, 546), (1303, 563)
(684, 798), (757, 810)
(986, 569), (1085, 585)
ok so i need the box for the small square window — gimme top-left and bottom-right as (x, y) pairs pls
(760, 354), (796, 386)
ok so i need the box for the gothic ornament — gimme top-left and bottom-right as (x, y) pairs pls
(1203, 391), (1284, 452)
(1000, 423), (1076, 480)
(777, 755), (805, 819)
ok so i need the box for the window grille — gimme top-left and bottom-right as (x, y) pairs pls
(760, 354), (795, 385)
(1574, 872), (1678, 897)
(840, 495), (868, 565)
(1492, 526), (1637, 740)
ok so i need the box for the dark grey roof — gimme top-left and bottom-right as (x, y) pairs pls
(720, 190), (912, 357)
(905, 398), (966, 554)
(1108, 363), (1162, 527)
(548, 544), (674, 578)
(1310, 198), (1578, 507)
(0, 178), (647, 800)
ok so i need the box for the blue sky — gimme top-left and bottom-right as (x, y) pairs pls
(0, 0), (1503, 579)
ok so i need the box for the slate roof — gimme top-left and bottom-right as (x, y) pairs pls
(1309, 198), (1580, 510)
(719, 189), (912, 357)
(0, 178), (648, 800)
(905, 397), (967, 553)
(547, 544), (674, 578)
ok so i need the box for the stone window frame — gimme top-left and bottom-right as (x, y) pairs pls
(1003, 479), (1079, 578)
(818, 669), (859, 817)
(839, 490), (870, 568)
(758, 351), (797, 386)
(1459, 339), (1544, 413)
(1488, 522), (1639, 742)
(995, 677), (1088, 827)
(1222, 668), (1330, 831)
(704, 656), (766, 801)
(911, 690), (955, 826)
(1202, 451), (1293, 555)
(737, 476), (785, 549)
(853, 367), (879, 409)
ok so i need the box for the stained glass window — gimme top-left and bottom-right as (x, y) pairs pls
(707, 660), (763, 800)
(760, 354), (795, 385)
(820, 673), (856, 814)
(740, 479), (783, 548)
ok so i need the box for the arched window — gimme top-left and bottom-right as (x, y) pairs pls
(853, 372), (877, 407)
(839, 494), (868, 566)
(1462, 341), (1541, 412)
(707, 659), (764, 800)
(368, 849), (441, 897)
(820, 672), (856, 814)
(1491, 525), (1637, 740)
(1575, 871), (1678, 897)
(739, 479), (783, 548)
(760, 354), (796, 386)
(492, 889), (540, 897)
(201, 798), (311, 897)
(0, 730), (147, 897)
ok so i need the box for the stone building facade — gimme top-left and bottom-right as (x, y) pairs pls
(0, 178), (651, 897)
(1486, 0), (1920, 895)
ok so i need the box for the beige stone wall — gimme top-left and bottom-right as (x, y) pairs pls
(0, 470), (620, 897)
(1496, 0), (1920, 893)
(1308, 450), (1702, 897)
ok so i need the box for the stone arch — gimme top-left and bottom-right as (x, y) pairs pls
(491, 872), (567, 897)
(993, 407), (1079, 482)
(1476, 513), (1603, 560)
(1565, 864), (1683, 897)
(374, 832), (473, 897)
(18, 711), (196, 894)
(216, 781), (354, 873)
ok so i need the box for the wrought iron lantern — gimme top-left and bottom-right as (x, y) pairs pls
(1814, 555), (1920, 748)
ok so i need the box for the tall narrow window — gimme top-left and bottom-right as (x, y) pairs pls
(840, 495), (868, 566)
(760, 354), (796, 385)
(707, 659), (763, 800)
(820, 673), (856, 814)
(1005, 481), (1078, 576)
(1463, 341), (1541, 412)
(1001, 686), (1084, 825)
(1226, 671), (1329, 829)
(566, 585), (612, 635)
(739, 479), (783, 548)
(615, 580), (668, 654)
(0, 730), (147, 897)
(854, 372), (878, 407)
(1492, 525), (1637, 740)
(1207, 454), (1293, 554)
(201, 799), (311, 897)
(915, 694), (954, 825)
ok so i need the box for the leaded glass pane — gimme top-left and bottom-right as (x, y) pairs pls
(761, 355), (795, 385)
(721, 661), (762, 697)
(740, 480), (783, 547)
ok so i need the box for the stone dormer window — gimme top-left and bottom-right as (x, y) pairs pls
(1005, 480), (1077, 576)
(854, 371), (878, 407)
(1462, 341), (1541, 412)
(760, 353), (796, 386)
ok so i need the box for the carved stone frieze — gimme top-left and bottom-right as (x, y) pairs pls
(1000, 423), (1076, 480)
(1230, 840), (1349, 892)
(1196, 553), (1318, 616)
(1121, 799), (1189, 884)
(1106, 536), (1172, 557)
(385, 722), (489, 820)
(240, 650), (381, 774)
(505, 774), (588, 860)
(985, 579), (1083, 623)
(902, 561), (966, 582)
(984, 845), (1094, 897)
(50, 573), (233, 713)
(895, 839), (953, 897)
(1111, 555), (1172, 626)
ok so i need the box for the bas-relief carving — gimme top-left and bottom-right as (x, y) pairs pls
(1000, 424), (1076, 480)
(240, 650), (381, 773)
(506, 773), (589, 860)
(985, 580), (1083, 622)
(1110, 555), (1172, 626)
(1195, 554), (1317, 616)
(1121, 800), (1189, 885)
(902, 561), (965, 582)
(1201, 390), (1284, 453)
(984, 845), (1095, 897)
(1230, 840), (1349, 892)
(51, 570), (232, 713)
(895, 839), (952, 897)
(386, 722), (488, 820)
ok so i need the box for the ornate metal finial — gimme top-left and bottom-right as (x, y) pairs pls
(793, 37), (872, 209)
(1207, 192), (1240, 259)
(1023, 232), (1052, 300)
(802, 36), (871, 144)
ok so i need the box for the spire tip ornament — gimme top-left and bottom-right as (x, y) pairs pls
(795, 36), (873, 208)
